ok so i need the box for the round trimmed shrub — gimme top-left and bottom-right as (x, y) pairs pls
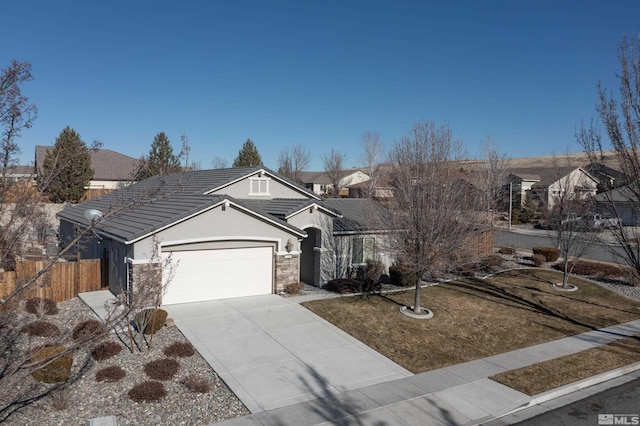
(128, 381), (166, 402)
(92, 341), (123, 361)
(163, 342), (195, 358)
(25, 297), (59, 316)
(22, 320), (61, 337)
(182, 374), (211, 394)
(31, 346), (73, 384)
(135, 309), (168, 335)
(72, 319), (105, 341)
(144, 358), (180, 381)
(532, 246), (560, 262)
(389, 265), (418, 287)
(95, 365), (126, 383)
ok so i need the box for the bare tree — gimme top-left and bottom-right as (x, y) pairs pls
(475, 137), (508, 225)
(322, 148), (347, 197)
(359, 131), (384, 198)
(544, 157), (598, 289)
(278, 144), (310, 182)
(0, 129), (191, 420)
(387, 120), (484, 316)
(0, 60), (37, 181)
(579, 36), (640, 280)
(211, 156), (228, 169)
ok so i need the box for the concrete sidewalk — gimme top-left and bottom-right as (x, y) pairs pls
(216, 319), (640, 426)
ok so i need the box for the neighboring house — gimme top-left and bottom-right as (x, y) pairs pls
(584, 163), (629, 191)
(57, 167), (391, 305)
(35, 146), (140, 190)
(505, 173), (541, 207)
(594, 184), (640, 226)
(297, 169), (370, 197)
(504, 167), (599, 209)
(346, 177), (394, 200)
(3, 165), (35, 181)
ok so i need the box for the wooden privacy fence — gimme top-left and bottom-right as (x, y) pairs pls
(0, 259), (103, 304)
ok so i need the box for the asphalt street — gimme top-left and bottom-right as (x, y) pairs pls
(515, 377), (640, 426)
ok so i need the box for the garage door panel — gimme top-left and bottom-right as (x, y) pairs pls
(162, 247), (273, 305)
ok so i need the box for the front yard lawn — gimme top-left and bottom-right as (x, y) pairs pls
(301, 269), (640, 374)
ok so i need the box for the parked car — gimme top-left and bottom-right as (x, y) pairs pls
(583, 213), (620, 230)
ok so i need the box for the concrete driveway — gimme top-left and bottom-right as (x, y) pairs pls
(164, 295), (412, 413)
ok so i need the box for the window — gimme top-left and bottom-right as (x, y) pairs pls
(249, 178), (270, 195)
(353, 236), (375, 264)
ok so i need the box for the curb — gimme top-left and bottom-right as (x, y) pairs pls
(500, 360), (640, 418)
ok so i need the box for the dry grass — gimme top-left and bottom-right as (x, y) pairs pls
(491, 335), (640, 395)
(302, 269), (640, 373)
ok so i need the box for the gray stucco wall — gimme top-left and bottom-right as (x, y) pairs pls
(132, 203), (299, 259)
(287, 208), (336, 284)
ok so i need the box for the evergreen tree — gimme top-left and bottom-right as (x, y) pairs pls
(232, 138), (263, 168)
(138, 132), (181, 179)
(40, 126), (93, 203)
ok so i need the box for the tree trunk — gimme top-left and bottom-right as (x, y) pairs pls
(563, 259), (570, 288)
(413, 272), (422, 313)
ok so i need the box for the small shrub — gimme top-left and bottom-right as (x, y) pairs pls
(72, 319), (105, 341)
(96, 365), (126, 383)
(144, 358), (180, 381)
(22, 320), (61, 337)
(92, 341), (123, 361)
(325, 278), (362, 294)
(531, 254), (546, 267)
(284, 282), (305, 295)
(128, 381), (166, 403)
(183, 374), (212, 393)
(135, 309), (168, 335)
(552, 261), (623, 278)
(49, 388), (70, 411)
(31, 346), (73, 384)
(163, 342), (195, 358)
(532, 246), (560, 262)
(324, 278), (380, 294)
(25, 297), (58, 316)
(497, 247), (515, 255)
(362, 259), (385, 282)
(389, 265), (418, 287)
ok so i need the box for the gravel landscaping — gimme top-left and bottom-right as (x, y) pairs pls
(1, 298), (249, 425)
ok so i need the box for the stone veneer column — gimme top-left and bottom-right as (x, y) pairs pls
(274, 253), (300, 293)
(131, 262), (163, 307)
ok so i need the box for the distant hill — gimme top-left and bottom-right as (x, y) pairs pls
(462, 150), (621, 171)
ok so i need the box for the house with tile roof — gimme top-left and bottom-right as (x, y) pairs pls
(57, 166), (394, 305)
(35, 146), (141, 191)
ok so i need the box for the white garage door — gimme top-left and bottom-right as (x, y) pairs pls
(162, 247), (273, 305)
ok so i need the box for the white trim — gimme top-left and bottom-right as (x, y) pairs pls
(125, 257), (151, 265)
(248, 176), (271, 196)
(159, 236), (304, 254)
(160, 236), (281, 250)
(285, 203), (342, 220)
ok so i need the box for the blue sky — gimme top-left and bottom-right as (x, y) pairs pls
(3, 1), (639, 170)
